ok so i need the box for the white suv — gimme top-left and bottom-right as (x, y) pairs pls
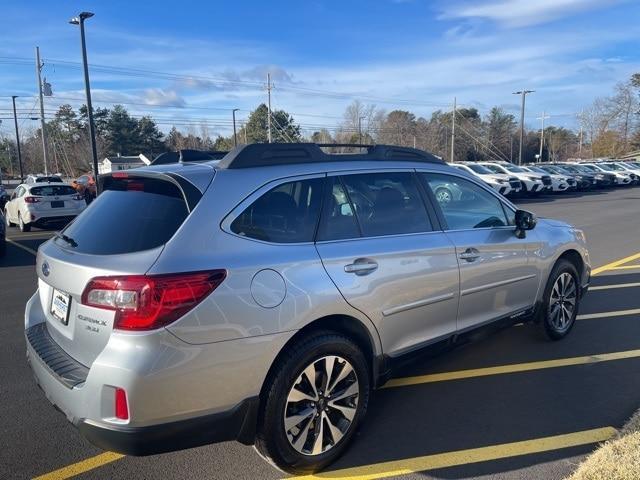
(450, 163), (514, 196)
(4, 182), (86, 232)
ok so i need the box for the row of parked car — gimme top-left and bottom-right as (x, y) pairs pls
(450, 160), (640, 199)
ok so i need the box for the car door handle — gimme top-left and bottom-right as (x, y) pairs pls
(459, 248), (480, 262)
(344, 259), (378, 275)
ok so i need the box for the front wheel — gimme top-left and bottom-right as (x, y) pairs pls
(255, 332), (370, 474)
(539, 259), (580, 340)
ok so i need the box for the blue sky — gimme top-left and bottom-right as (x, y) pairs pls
(1, 0), (639, 138)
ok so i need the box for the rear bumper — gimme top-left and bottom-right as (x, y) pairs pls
(78, 397), (259, 455)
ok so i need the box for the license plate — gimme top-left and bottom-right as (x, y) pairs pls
(51, 201), (64, 208)
(51, 289), (71, 325)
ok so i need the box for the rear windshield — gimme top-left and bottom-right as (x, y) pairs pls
(30, 185), (77, 196)
(57, 177), (189, 255)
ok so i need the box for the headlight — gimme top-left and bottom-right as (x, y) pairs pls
(496, 179), (506, 184)
(527, 176), (540, 181)
(595, 174), (604, 179)
(572, 229), (587, 244)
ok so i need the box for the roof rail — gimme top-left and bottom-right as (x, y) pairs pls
(217, 143), (444, 169)
(151, 149), (229, 165)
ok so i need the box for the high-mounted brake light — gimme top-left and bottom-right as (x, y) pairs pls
(111, 171), (129, 179)
(24, 196), (41, 204)
(81, 270), (226, 331)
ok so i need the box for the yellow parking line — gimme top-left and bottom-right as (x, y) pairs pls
(6, 238), (38, 256)
(384, 348), (640, 388)
(608, 265), (640, 271)
(292, 427), (616, 480)
(591, 252), (640, 276)
(589, 282), (640, 291)
(577, 308), (640, 320)
(32, 452), (124, 480)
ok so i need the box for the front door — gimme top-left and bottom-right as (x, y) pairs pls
(420, 172), (540, 332)
(315, 171), (460, 356)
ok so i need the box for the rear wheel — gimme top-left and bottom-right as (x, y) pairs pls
(255, 332), (370, 474)
(18, 213), (31, 232)
(539, 259), (580, 340)
(4, 210), (13, 228)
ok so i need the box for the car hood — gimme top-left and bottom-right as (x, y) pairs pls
(539, 218), (572, 228)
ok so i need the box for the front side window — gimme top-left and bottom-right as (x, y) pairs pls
(422, 173), (510, 230)
(231, 178), (323, 243)
(339, 172), (432, 237)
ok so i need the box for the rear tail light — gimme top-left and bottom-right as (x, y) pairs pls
(24, 196), (41, 204)
(72, 194), (84, 201)
(115, 387), (129, 420)
(81, 270), (226, 330)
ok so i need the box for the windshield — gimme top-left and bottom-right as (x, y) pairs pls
(504, 165), (527, 173)
(527, 166), (547, 174)
(603, 163), (624, 171)
(582, 165), (601, 172)
(482, 164), (507, 174)
(466, 164), (494, 174)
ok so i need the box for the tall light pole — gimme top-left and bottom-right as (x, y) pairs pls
(537, 111), (550, 163)
(11, 96), (24, 181)
(450, 97), (456, 163)
(35, 46), (49, 175)
(512, 89), (534, 165)
(69, 12), (99, 192)
(232, 108), (239, 147)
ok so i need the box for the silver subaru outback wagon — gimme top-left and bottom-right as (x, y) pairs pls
(26, 143), (590, 474)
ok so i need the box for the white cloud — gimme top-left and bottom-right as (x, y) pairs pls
(441, 0), (628, 27)
(143, 89), (186, 107)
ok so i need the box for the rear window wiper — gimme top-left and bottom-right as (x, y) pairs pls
(55, 232), (78, 248)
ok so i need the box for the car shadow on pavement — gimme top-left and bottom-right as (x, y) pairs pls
(515, 189), (611, 204)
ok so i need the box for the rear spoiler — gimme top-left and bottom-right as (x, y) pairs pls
(151, 150), (229, 165)
(98, 171), (203, 212)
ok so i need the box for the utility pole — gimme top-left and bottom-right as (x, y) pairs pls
(266, 73), (272, 143)
(69, 12), (99, 193)
(232, 108), (239, 146)
(35, 46), (49, 175)
(537, 111), (550, 163)
(450, 97), (456, 163)
(11, 96), (24, 181)
(578, 110), (584, 158)
(358, 116), (365, 145)
(512, 89), (534, 165)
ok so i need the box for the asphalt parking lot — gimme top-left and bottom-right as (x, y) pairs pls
(2, 187), (640, 480)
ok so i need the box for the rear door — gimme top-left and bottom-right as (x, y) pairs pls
(35, 173), (205, 366)
(419, 172), (540, 332)
(315, 171), (460, 356)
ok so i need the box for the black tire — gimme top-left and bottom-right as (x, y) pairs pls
(255, 332), (370, 475)
(539, 259), (580, 340)
(4, 210), (14, 228)
(18, 213), (31, 233)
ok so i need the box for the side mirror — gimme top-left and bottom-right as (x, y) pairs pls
(515, 209), (537, 239)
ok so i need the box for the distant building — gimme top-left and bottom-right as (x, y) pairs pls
(98, 154), (151, 174)
(619, 150), (640, 162)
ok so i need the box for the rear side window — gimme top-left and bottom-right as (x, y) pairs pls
(340, 172), (432, 237)
(317, 177), (360, 241)
(231, 178), (323, 243)
(30, 186), (77, 196)
(58, 178), (189, 255)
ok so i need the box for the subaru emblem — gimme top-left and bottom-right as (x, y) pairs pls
(42, 261), (50, 277)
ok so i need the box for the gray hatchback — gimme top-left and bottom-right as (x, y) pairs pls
(26, 144), (590, 474)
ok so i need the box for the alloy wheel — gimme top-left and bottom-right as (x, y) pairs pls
(548, 272), (577, 332)
(283, 355), (359, 456)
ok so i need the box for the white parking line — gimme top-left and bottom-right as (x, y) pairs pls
(6, 238), (38, 256)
